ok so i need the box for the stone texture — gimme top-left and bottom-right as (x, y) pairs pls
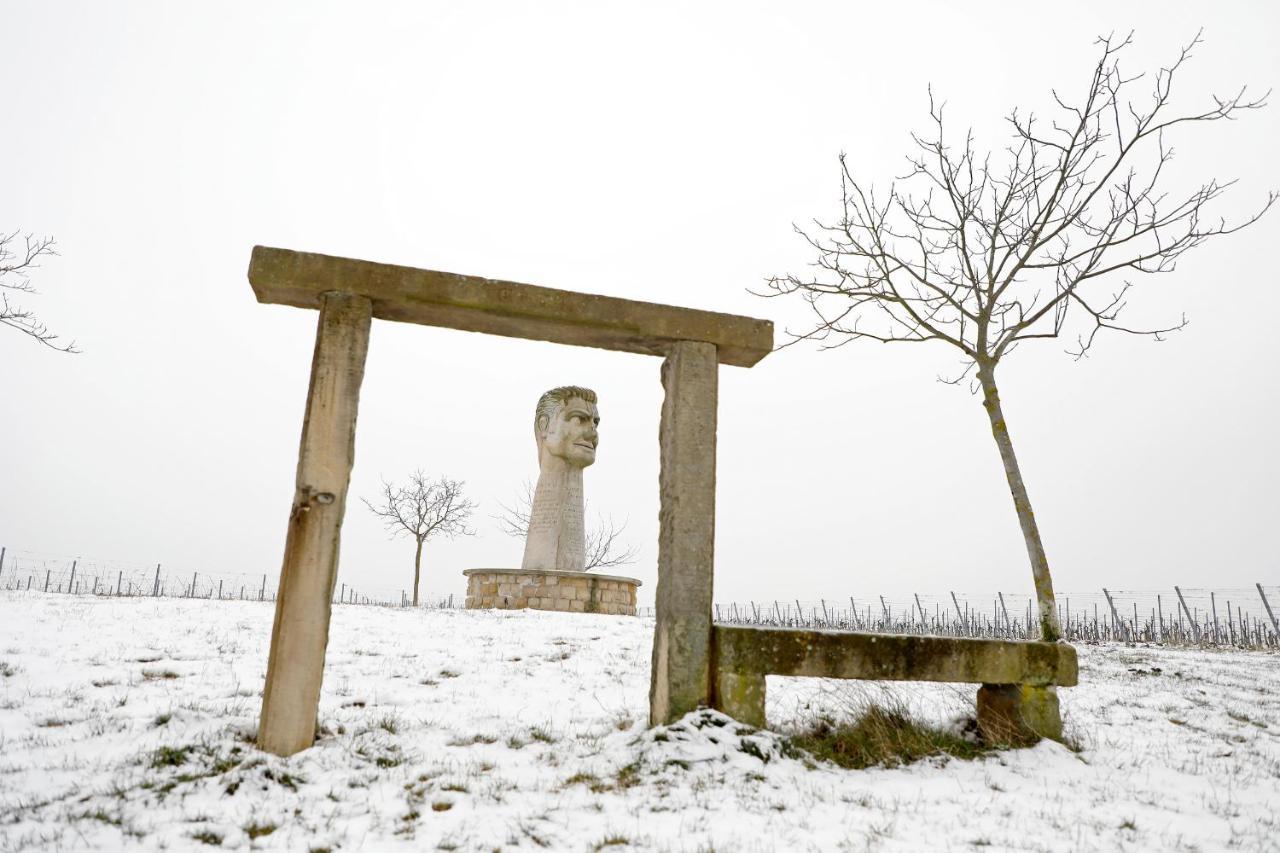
(463, 569), (639, 616)
(713, 626), (1078, 686)
(649, 341), (718, 726)
(249, 246), (773, 367)
(975, 685), (1062, 745)
(259, 292), (372, 757)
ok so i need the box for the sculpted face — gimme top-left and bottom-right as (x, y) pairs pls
(539, 396), (600, 468)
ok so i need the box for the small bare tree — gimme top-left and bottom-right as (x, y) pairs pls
(1, 231), (77, 352)
(760, 33), (1274, 640)
(495, 480), (639, 571)
(363, 471), (477, 606)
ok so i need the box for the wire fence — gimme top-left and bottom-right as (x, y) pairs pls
(2, 546), (1275, 649)
(665, 587), (1280, 650)
(0, 546), (455, 609)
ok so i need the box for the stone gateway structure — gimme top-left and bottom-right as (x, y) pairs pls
(247, 245), (1074, 759)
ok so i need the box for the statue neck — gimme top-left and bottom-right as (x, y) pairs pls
(521, 455), (586, 573)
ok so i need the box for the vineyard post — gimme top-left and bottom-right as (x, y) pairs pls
(1174, 587), (1200, 643)
(1102, 588), (1127, 643)
(153, 564), (162, 597)
(1210, 592), (1221, 644)
(67, 561), (77, 595)
(1258, 583), (1279, 635)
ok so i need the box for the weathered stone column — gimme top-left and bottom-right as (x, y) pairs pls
(259, 291), (372, 756)
(649, 340), (718, 725)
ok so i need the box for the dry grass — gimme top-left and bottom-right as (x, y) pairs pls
(789, 701), (991, 770)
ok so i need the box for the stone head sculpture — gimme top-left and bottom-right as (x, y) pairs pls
(533, 386), (599, 470)
(522, 385), (598, 573)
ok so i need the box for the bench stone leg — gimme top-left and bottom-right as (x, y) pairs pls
(976, 684), (1062, 745)
(714, 670), (766, 729)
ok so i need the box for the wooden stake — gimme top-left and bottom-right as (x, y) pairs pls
(1257, 583), (1279, 636)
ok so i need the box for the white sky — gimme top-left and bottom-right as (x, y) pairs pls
(3, 1), (1277, 605)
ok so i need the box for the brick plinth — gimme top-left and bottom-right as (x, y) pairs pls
(463, 568), (640, 616)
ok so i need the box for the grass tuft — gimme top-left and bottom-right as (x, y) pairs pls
(789, 703), (992, 770)
(191, 829), (222, 845)
(142, 668), (181, 680)
(244, 822), (277, 840)
(150, 745), (194, 769)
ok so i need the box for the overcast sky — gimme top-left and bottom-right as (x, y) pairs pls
(3, 1), (1277, 606)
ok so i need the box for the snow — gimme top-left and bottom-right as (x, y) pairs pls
(0, 592), (1277, 852)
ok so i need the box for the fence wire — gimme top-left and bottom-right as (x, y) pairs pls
(0, 547), (454, 609)
(2, 546), (1275, 649)
(671, 587), (1280, 649)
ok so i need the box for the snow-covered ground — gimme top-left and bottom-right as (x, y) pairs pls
(0, 593), (1276, 852)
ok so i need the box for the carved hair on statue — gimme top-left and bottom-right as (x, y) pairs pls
(533, 386), (597, 447)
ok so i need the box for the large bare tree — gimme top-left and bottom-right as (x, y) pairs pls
(760, 33), (1274, 640)
(495, 480), (639, 571)
(363, 471), (477, 606)
(1, 231), (77, 352)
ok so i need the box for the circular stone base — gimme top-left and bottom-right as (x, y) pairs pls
(463, 568), (640, 616)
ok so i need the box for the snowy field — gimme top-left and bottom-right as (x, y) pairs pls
(0, 593), (1277, 852)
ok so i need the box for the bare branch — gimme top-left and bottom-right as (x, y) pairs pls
(363, 470), (477, 545)
(0, 231), (78, 353)
(763, 32), (1273, 372)
(494, 480), (638, 570)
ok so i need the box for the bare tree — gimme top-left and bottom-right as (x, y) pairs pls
(363, 471), (477, 606)
(760, 32), (1274, 641)
(495, 480), (639, 571)
(1, 231), (77, 352)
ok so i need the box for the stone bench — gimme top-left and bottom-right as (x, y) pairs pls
(712, 625), (1077, 743)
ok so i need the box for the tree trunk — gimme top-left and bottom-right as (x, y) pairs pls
(413, 538), (424, 607)
(976, 363), (1061, 641)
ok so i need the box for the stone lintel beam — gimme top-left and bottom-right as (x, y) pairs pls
(248, 246), (773, 368)
(713, 626), (1078, 688)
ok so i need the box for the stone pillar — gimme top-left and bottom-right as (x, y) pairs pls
(976, 684), (1063, 745)
(649, 340), (718, 726)
(714, 669), (766, 729)
(259, 291), (372, 757)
